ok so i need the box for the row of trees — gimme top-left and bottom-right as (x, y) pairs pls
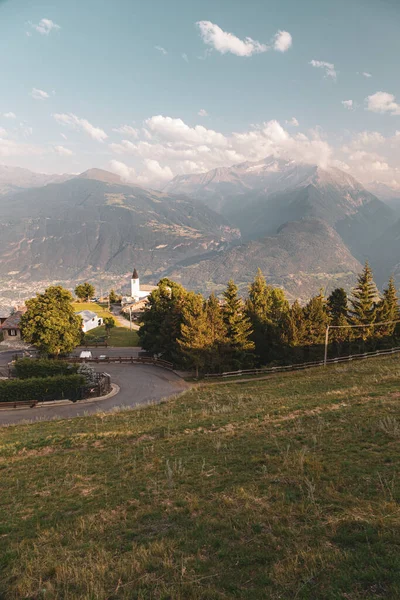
(139, 263), (400, 373)
(74, 282), (121, 304)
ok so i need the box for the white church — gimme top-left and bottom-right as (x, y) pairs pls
(121, 268), (155, 307)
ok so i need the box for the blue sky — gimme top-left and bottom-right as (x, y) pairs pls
(1, 0), (400, 188)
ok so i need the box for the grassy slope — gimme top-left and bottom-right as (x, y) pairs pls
(84, 325), (140, 347)
(73, 301), (111, 320)
(1, 356), (400, 599)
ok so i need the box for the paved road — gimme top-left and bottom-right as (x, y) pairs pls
(0, 363), (189, 426)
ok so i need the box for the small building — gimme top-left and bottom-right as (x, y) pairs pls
(76, 310), (103, 333)
(0, 311), (24, 342)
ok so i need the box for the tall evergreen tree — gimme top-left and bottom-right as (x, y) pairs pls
(139, 278), (189, 363)
(376, 276), (400, 337)
(178, 293), (210, 376)
(223, 280), (254, 368)
(327, 287), (349, 345)
(302, 291), (329, 346)
(349, 262), (379, 340)
(246, 270), (272, 363)
(246, 270), (289, 364)
(281, 300), (307, 347)
(205, 293), (227, 372)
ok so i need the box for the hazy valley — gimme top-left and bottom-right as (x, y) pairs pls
(1, 158), (399, 301)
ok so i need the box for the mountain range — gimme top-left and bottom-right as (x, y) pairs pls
(1, 159), (399, 300)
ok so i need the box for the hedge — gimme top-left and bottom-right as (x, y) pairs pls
(13, 358), (78, 379)
(0, 374), (86, 403)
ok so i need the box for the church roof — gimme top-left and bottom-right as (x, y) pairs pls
(132, 268), (139, 279)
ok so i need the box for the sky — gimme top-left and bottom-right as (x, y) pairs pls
(1, 0), (400, 188)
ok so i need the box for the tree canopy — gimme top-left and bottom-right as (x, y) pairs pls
(20, 286), (82, 356)
(75, 282), (95, 302)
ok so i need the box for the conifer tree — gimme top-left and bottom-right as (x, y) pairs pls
(376, 276), (400, 337)
(302, 291), (329, 346)
(281, 300), (307, 347)
(223, 280), (254, 368)
(349, 262), (379, 339)
(205, 293), (227, 372)
(245, 270), (272, 363)
(327, 287), (349, 344)
(245, 270), (289, 363)
(178, 293), (210, 376)
(139, 278), (189, 363)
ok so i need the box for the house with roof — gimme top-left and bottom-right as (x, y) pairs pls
(76, 310), (103, 333)
(0, 311), (24, 342)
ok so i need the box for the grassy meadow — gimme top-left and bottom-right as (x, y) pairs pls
(0, 356), (400, 598)
(83, 325), (140, 347)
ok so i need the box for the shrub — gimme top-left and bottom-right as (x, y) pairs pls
(77, 363), (97, 386)
(13, 358), (78, 379)
(0, 374), (86, 403)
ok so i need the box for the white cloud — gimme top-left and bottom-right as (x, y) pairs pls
(286, 117), (299, 126)
(198, 109), (209, 117)
(342, 100), (354, 110)
(309, 60), (337, 81)
(182, 53), (189, 63)
(371, 161), (389, 171)
(0, 128), (6, 137)
(30, 18), (60, 35)
(273, 30), (292, 52)
(196, 21), (269, 57)
(109, 158), (173, 187)
(109, 160), (136, 183)
(363, 72), (372, 78)
(145, 115), (228, 146)
(3, 112), (16, 119)
(366, 91), (400, 116)
(112, 125), (139, 137)
(109, 114), (334, 185)
(53, 113), (108, 142)
(30, 88), (49, 100)
(54, 145), (73, 156)
(155, 46), (167, 55)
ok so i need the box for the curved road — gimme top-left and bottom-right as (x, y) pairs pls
(0, 363), (190, 426)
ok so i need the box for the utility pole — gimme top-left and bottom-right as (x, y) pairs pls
(324, 325), (330, 366)
(129, 306), (132, 331)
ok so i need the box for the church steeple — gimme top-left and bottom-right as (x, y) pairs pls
(131, 268), (140, 298)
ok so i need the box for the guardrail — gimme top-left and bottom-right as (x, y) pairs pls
(66, 355), (174, 371)
(204, 346), (400, 379)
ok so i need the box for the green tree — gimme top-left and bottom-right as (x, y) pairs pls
(139, 278), (189, 363)
(246, 270), (289, 364)
(376, 276), (400, 337)
(178, 293), (209, 377)
(20, 286), (82, 356)
(281, 300), (307, 347)
(205, 292), (228, 372)
(349, 262), (379, 340)
(109, 289), (119, 304)
(223, 280), (254, 369)
(104, 316), (116, 337)
(302, 292), (329, 346)
(75, 282), (95, 302)
(327, 287), (349, 345)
